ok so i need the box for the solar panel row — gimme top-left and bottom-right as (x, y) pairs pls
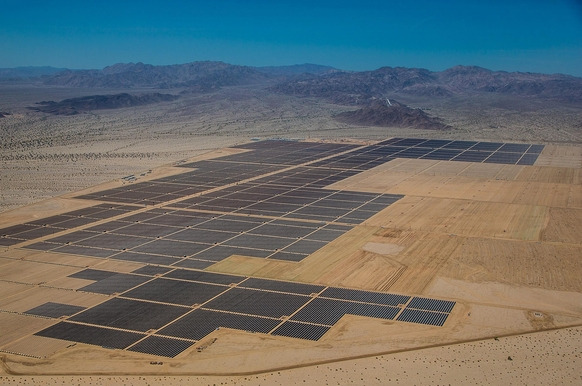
(312, 137), (543, 170)
(0, 203), (139, 246)
(31, 265), (456, 356)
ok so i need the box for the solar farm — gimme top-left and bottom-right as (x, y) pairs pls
(0, 137), (580, 375)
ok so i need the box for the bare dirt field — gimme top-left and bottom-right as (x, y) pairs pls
(0, 85), (581, 384)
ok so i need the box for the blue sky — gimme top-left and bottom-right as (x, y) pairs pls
(1, 0), (581, 75)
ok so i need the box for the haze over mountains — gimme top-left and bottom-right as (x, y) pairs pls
(2, 61), (581, 102)
(1, 61), (581, 129)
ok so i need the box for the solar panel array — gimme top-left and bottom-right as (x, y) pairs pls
(4, 137), (543, 358)
(311, 137), (544, 170)
(31, 266), (456, 356)
(0, 203), (138, 247)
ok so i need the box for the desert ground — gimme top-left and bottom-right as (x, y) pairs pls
(0, 85), (581, 384)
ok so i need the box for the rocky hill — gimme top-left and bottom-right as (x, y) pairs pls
(335, 100), (451, 130)
(0, 66), (68, 80)
(28, 93), (179, 115)
(43, 61), (268, 89)
(255, 63), (338, 77)
(273, 65), (582, 104)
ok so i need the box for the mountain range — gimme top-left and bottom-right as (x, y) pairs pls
(3, 60), (581, 128)
(3, 61), (581, 104)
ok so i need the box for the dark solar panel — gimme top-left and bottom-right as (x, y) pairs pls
(53, 244), (118, 258)
(127, 336), (195, 358)
(396, 308), (449, 326)
(48, 230), (96, 244)
(173, 259), (215, 269)
(271, 321), (330, 341)
(224, 234), (294, 251)
(249, 224), (314, 239)
(526, 144), (545, 154)
(167, 228), (237, 244)
(112, 223), (178, 238)
(407, 297), (455, 313)
(197, 219), (261, 233)
(471, 142), (503, 151)
(204, 288), (310, 318)
(452, 151), (491, 162)
(27, 215), (73, 227)
(25, 302), (85, 318)
(304, 229), (344, 242)
(112, 251), (180, 265)
(78, 273), (151, 295)
(75, 233), (147, 250)
(391, 138), (427, 147)
(35, 322), (144, 349)
(192, 245), (271, 261)
(422, 149), (463, 160)
(131, 239), (209, 257)
(267, 251), (308, 262)
(498, 143), (530, 153)
(158, 309), (281, 341)
(0, 238), (23, 246)
(415, 139), (452, 148)
(123, 278), (228, 306)
(442, 140), (478, 150)
(8, 226), (60, 240)
(21, 241), (57, 250)
(240, 278), (324, 295)
(320, 288), (410, 307)
(517, 153), (540, 165)
(69, 269), (117, 281)
(163, 269), (244, 285)
(290, 298), (399, 326)
(70, 298), (189, 332)
(131, 266), (172, 276)
(282, 239), (327, 254)
(0, 224), (37, 236)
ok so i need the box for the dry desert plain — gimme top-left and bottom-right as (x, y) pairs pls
(0, 85), (581, 384)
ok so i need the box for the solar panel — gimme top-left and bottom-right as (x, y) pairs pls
(290, 298), (399, 326)
(25, 302), (85, 318)
(112, 251), (180, 265)
(53, 244), (118, 258)
(78, 273), (151, 295)
(132, 266), (172, 276)
(282, 239), (327, 254)
(442, 140), (478, 150)
(131, 239), (209, 257)
(70, 298), (189, 332)
(527, 144), (545, 154)
(320, 288), (410, 307)
(127, 336), (195, 358)
(158, 309), (281, 341)
(471, 142), (503, 151)
(271, 321), (330, 341)
(123, 278), (228, 306)
(35, 322), (144, 349)
(240, 278), (325, 295)
(517, 153), (540, 165)
(69, 269), (118, 281)
(407, 297), (455, 313)
(163, 270), (244, 285)
(192, 245), (271, 261)
(396, 309), (449, 326)
(203, 288), (311, 318)
(498, 143), (530, 153)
